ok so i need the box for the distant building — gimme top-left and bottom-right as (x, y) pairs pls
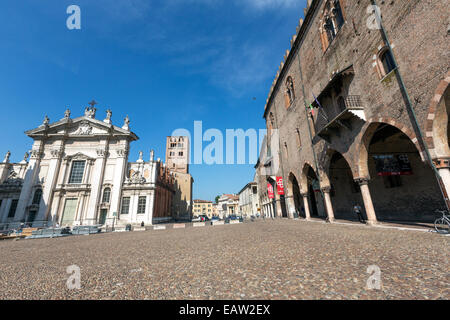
(217, 194), (239, 218)
(255, 135), (276, 218)
(212, 203), (218, 217)
(193, 199), (213, 219)
(238, 181), (260, 218)
(166, 136), (193, 219)
(0, 106), (174, 228)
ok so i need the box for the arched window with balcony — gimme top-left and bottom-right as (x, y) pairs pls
(102, 187), (111, 203)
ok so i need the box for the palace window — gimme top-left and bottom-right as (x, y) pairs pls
(32, 189), (42, 205)
(179, 152), (184, 156)
(379, 48), (396, 77)
(120, 197), (130, 215)
(102, 188), (111, 203)
(296, 128), (302, 148)
(8, 199), (18, 218)
(285, 76), (295, 108)
(320, 0), (346, 51)
(68, 160), (86, 184)
(137, 196), (146, 214)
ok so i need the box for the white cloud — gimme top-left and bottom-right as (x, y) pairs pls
(243, 0), (299, 9)
(87, 0), (304, 95)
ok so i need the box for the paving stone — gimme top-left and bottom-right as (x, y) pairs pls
(0, 220), (448, 300)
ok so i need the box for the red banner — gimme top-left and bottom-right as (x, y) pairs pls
(276, 177), (285, 195)
(267, 183), (275, 199)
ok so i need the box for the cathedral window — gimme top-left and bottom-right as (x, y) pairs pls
(68, 161), (86, 184)
(8, 199), (18, 218)
(32, 189), (42, 205)
(137, 196), (146, 214)
(121, 197), (130, 215)
(102, 188), (111, 203)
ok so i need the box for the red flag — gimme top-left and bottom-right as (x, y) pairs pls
(276, 177), (285, 195)
(267, 183), (275, 199)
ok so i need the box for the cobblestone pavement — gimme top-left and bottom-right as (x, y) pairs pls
(0, 219), (448, 300)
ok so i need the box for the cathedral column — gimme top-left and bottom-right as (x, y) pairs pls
(355, 178), (378, 225)
(75, 192), (86, 225)
(15, 143), (44, 222)
(110, 146), (128, 220)
(40, 146), (65, 222)
(301, 192), (311, 220)
(321, 186), (335, 222)
(85, 147), (108, 223)
(52, 191), (63, 226)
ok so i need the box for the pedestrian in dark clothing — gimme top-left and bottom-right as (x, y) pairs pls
(353, 204), (365, 223)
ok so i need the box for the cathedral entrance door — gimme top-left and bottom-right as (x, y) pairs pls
(62, 198), (78, 225)
(27, 211), (37, 225)
(99, 209), (107, 225)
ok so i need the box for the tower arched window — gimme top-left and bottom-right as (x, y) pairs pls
(102, 187), (111, 203)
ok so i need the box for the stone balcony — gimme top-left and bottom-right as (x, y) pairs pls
(314, 95), (366, 143)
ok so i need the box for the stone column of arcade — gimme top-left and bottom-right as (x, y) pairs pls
(434, 158), (450, 207)
(321, 186), (335, 222)
(301, 192), (311, 220)
(285, 195), (295, 219)
(355, 178), (378, 225)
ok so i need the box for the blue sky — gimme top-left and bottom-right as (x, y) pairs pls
(0, 0), (307, 201)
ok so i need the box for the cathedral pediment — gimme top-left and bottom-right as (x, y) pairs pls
(25, 116), (138, 141)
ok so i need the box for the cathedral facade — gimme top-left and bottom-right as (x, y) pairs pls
(0, 106), (175, 229)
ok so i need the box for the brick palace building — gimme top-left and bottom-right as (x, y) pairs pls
(255, 0), (450, 223)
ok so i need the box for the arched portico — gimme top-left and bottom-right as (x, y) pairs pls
(426, 76), (450, 205)
(300, 163), (332, 220)
(287, 172), (302, 218)
(324, 150), (367, 221)
(358, 122), (446, 222)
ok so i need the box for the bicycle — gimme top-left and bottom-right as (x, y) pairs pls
(434, 209), (450, 234)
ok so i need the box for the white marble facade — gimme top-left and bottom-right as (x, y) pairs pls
(0, 107), (170, 228)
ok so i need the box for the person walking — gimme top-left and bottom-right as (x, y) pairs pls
(353, 203), (365, 223)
